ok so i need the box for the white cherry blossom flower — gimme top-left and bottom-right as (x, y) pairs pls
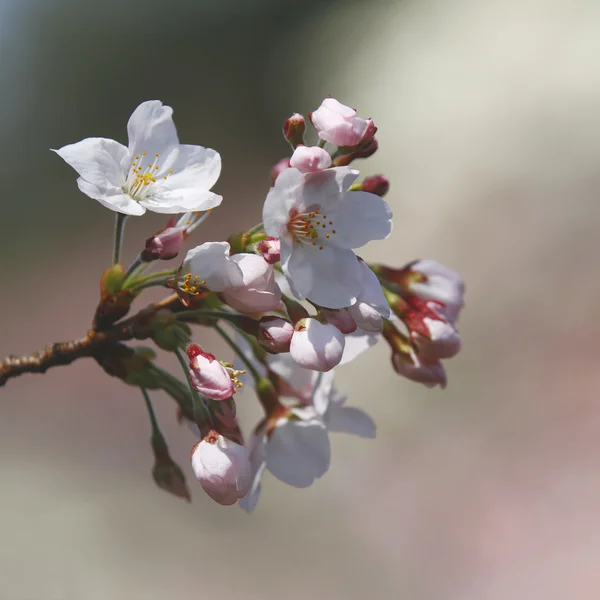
(290, 318), (345, 372)
(263, 166), (392, 308)
(54, 100), (222, 216)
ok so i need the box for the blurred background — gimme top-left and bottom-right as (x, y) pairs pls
(1, 0), (600, 597)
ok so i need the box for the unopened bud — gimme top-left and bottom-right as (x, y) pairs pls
(141, 227), (185, 262)
(271, 157), (291, 184)
(333, 138), (379, 167)
(319, 307), (357, 334)
(290, 318), (345, 372)
(150, 310), (191, 351)
(258, 316), (294, 353)
(360, 175), (389, 197)
(187, 343), (237, 400)
(359, 118), (377, 146)
(283, 113), (306, 148)
(101, 264), (126, 295)
(257, 236), (281, 264)
(152, 448), (191, 502)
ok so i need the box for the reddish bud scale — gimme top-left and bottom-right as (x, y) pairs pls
(361, 175), (390, 197)
(186, 343), (205, 359)
(283, 113), (306, 148)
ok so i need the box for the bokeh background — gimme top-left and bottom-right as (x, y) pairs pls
(2, 0), (600, 597)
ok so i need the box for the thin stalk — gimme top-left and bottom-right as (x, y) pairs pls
(246, 221), (264, 237)
(129, 279), (170, 293)
(126, 269), (176, 289)
(318, 138), (327, 149)
(122, 255), (145, 285)
(214, 323), (261, 384)
(113, 213), (127, 265)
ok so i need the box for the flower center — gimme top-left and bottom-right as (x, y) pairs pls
(178, 273), (208, 295)
(286, 207), (336, 251)
(123, 151), (173, 201)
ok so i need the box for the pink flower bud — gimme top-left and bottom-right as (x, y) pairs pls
(289, 145), (332, 173)
(360, 175), (389, 197)
(411, 317), (461, 360)
(391, 350), (447, 389)
(141, 226), (185, 261)
(191, 430), (252, 505)
(271, 157), (291, 184)
(290, 318), (345, 372)
(258, 316), (294, 353)
(257, 237), (281, 264)
(221, 253), (281, 313)
(283, 113), (306, 148)
(360, 118), (377, 146)
(187, 343), (234, 400)
(309, 98), (369, 147)
(319, 307), (357, 334)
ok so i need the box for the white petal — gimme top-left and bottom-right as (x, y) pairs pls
(339, 329), (379, 365)
(239, 461), (266, 513)
(161, 144), (222, 191)
(127, 100), (179, 159)
(53, 137), (128, 188)
(295, 245), (362, 308)
(183, 242), (243, 290)
(300, 167), (360, 212)
(263, 168), (304, 238)
(327, 406), (376, 438)
(76, 178), (146, 216)
(329, 191), (393, 249)
(266, 419), (330, 487)
(320, 98), (357, 118)
(357, 261), (390, 317)
(140, 189), (222, 214)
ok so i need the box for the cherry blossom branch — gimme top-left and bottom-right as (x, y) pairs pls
(0, 294), (184, 387)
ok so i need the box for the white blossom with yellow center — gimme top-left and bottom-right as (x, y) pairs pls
(53, 100), (222, 216)
(262, 166), (393, 308)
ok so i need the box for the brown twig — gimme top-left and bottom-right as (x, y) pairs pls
(0, 293), (185, 388)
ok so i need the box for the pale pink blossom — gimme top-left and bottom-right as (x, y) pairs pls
(191, 431), (251, 505)
(347, 260), (390, 332)
(391, 350), (447, 389)
(271, 158), (291, 184)
(290, 318), (345, 372)
(258, 316), (294, 353)
(221, 253), (281, 313)
(309, 98), (370, 147)
(256, 237), (281, 264)
(289, 145), (332, 173)
(180, 242), (243, 293)
(404, 260), (465, 323)
(411, 317), (462, 360)
(263, 166), (392, 308)
(187, 344), (235, 400)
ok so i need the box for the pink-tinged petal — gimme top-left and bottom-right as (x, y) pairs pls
(189, 350), (235, 400)
(319, 98), (358, 119)
(357, 261), (390, 318)
(412, 318), (462, 360)
(191, 431), (251, 505)
(265, 419), (330, 487)
(54, 137), (128, 189)
(310, 98), (369, 146)
(290, 318), (345, 372)
(127, 100), (179, 159)
(258, 317), (294, 353)
(300, 167), (360, 212)
(392, 351), (447, 389)
(76, 178), (146, 216)
(348, 301), (383, 332)
(290, 145), (332, 173)
(257, 237), (281, 264)
(222, 253), (281, 313)
(326, 405), (376, 438)
(320, 307), (358, 334)
(328, 191), (393, 249)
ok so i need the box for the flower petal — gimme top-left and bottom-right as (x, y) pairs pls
(127, 100), (179, 159)
(266, 419), (330, 487)
(53, 137), (128, 188)
(140, 189), (222, 214)
(284, 244), (362, 308)
(263, 168), (305, 237)
(339, 329), (379, 365)
(161, 144), (222, 191)
(328, 191), (393, 249)
(76, 178), (146, 215)
(326, 406), (376, 438)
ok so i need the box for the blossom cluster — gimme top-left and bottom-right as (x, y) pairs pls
(55, 98), (465, 510)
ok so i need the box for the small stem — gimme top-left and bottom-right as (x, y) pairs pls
(126, 269), (176, 289)
(123, 255), (145, 285)
(129, 279), (170, 293)
(318, 138), (327, 149)
(113, 213), (128, 265)
(140, 387), (167, 452)
(246, 222), (264, 237)
(214, 323), (261, 384)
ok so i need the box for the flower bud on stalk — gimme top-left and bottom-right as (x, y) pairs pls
(256, 237), (281, 264)
(290, 317), (345, 372)
(333, 138), (379, 167)
(187, 343), (241, 401)
(283, 113), (306, 148)
(152, 441), (191, 502)
(289, 145), (332, 173)
(141, 226), (185, 262)
(351, 175), (390, 197)
(319, 307), (357, 334)
(191, 430), (252, 505)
